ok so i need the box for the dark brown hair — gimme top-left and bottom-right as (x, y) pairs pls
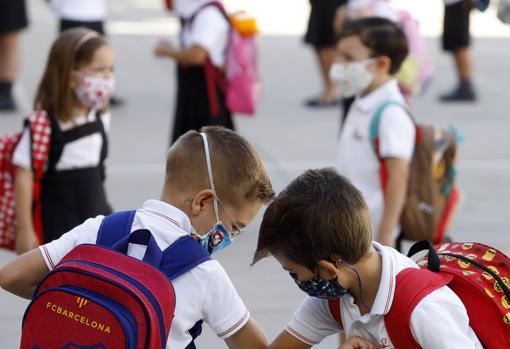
(338, 17), (409, 75)
(34, 27), (109, 122)
(253, 168), (372, 270)
(165, 126), (275, 205)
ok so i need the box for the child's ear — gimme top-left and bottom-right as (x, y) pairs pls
(190, 189), (215, 216)
(375, 56), (392, 73)
(317, 259), (339, 280)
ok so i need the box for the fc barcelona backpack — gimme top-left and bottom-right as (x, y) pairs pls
(20, 211), (211, 349)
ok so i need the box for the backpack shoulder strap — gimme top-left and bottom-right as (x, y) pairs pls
(189, 1), (229, 25)
(160, 236), (211, 281)
(384, 267), (452, 349)
(327, 299), (344, 329)
(96, 210), (137, 247)
(369, 100), (410, 158)
(26, 111), (51, 181)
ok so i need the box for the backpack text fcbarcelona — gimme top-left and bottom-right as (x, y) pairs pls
(21, 211), (211, 349)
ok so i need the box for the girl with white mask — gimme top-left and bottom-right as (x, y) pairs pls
(155, 0), (233, 145)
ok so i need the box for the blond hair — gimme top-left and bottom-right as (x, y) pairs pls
(165, 126), (274, 205)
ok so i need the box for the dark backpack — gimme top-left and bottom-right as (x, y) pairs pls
(21, 211), (211, 349)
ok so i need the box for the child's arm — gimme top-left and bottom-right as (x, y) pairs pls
(0, 248), (49, 299)
(14, 167), (40, 254)
(376, 158), (409, 247)
(224, 318), (268, 349)
(333, 5), (348, 35)
(154, 41), (208, 66)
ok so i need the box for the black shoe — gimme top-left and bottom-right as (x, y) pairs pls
(440, 83), (477, 102)
(304, 97), (339, 108)
(0, 94), (16, 111)
(110, 96), (125, 107)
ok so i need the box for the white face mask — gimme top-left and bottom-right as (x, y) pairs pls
(329, 58), (377, 98)
(74, 75), (115, 109)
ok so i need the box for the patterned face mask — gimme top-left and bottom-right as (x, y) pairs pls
(74, 74), (115, 109)
(289, 272), (348, 300)
(195, 132), (246, 255)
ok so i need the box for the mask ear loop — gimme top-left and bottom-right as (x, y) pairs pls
(338, 259), (372, 312)
(200, 133), (220, 222)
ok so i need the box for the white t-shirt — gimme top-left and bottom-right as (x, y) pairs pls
(50, 0), (107, 22)
(39, 199), (249, 349)
(286, 242), (483, 349)
(181, 6), (229, 67)
(336, 79), (415, 239)
(347, 0), (400, 22)
(12, 110), (110, 172)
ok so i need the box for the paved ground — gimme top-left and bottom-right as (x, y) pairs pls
(1, 0), (510, 348)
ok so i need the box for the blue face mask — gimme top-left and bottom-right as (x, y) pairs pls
(290, 272), (348, 300)
(200, 222), (232, 255)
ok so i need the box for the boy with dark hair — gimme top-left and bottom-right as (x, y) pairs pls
(253, 168), (482, 348)
(332, 17), (413, 248)
(1, 126), (274, 349)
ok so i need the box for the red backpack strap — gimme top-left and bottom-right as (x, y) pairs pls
(327, 299), (343, 329)
(188, 2), (230, 117)
(369, 100), (415, 193)
(188, 1), (228, 24)
(384, 268), (452, 349)
(27, 111), (51, 244)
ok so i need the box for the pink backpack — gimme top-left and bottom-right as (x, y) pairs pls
(191, 2), (260, 116)
(395, 10), (433, 95)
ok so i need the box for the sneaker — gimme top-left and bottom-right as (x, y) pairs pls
(0, 94), (16, 111)
(440, 83), (477, 102)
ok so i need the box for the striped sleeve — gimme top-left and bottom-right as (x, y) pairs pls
(202, 261), (251, 339)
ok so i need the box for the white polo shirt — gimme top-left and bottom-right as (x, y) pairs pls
(336, 79), (415, 239)
(182, 6), (229, 67)
(50, 0), (107, 22)
(12, 109), (110, 171)
(286, 242), (483, 349)
(39, 199), (250, 349)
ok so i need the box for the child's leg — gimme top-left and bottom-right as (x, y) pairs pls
(317, 46), (340, 103)
(0, 31), (21, 110)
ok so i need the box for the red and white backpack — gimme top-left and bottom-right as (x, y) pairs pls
(328, 241), (510, 348)
(0, 111), (51, 251)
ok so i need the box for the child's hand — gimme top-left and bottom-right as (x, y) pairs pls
(154, 40), (175, 57)
(15, 230), (40, 255)
(339, 336), (377, 349)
